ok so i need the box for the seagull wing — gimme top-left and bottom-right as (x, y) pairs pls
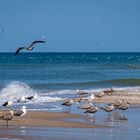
(2, 102), (8, 107)
(14, 110), (24, 116)
(25, 96), (33, 100)
(15, 47), (26, 55)
(0, 114), (13, 120)
(28, 40), (46, 49)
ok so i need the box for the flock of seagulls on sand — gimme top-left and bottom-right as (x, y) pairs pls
(0, 93), (37, 126)
(0, 87), (130, 126)
(61, 88), (130, 117)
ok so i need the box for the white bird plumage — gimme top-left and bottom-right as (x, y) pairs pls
(14, 106), (27, 117)
(82, 94), (94, 103)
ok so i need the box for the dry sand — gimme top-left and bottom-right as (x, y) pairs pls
(74, 88), (140, 104)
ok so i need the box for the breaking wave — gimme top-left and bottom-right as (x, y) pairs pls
(0, 81), (62, 104)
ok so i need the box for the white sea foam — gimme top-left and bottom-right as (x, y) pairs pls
(35, 96), (62, 103)
(1, 81), (140, 105)
(40, 87), (140, 97)
(0, 81), (35, 102)
(0, 81), (63, 105)
(40, 89), (76, 96)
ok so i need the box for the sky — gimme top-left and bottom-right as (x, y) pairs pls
(0, 0), (140, 52)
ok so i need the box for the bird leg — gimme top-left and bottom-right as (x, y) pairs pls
(6, 120), (8, 126)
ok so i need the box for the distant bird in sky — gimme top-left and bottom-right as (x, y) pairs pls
(0, 29), (5, 35)
(15, 40), (46, 55)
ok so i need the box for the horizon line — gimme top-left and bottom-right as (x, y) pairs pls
(0, 51), (140, 53)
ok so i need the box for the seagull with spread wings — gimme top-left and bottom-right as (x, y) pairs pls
(15, 40), (46, 55)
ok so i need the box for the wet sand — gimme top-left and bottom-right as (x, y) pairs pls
(0, 111), (107, 128)
(0, 111), (109, 140)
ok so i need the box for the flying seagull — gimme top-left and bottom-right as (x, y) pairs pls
(15, 40), (46, 55)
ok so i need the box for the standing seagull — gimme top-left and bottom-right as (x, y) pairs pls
(76, 90), (88, 96)
(13, 106), (27, 117)
(25, 93), (38, 101)
(61, 99), (74, 110)
(15, 40), (46, 55)
(95, 92), (105, 100)
(0, 110), (14, 126)
(2, 100), (13, 108)
(78, 103), (93, 110)
(112, 99), (122, 110)
(82, 94), (94, 103)
(84, 106), (99, 114)
(17, 95), (27, 104)
(117, 101), (130, 112)
(101, 104), (115, 113)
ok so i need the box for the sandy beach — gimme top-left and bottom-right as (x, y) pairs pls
(74, 88), (140, 104)
(0, 89), (140, 139)
(0, 111), (107, 128)
(0, 111), (109, 140)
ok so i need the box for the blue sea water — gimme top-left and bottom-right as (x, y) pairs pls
(0, 52), (140, 105)
(1, 52), (140, 88)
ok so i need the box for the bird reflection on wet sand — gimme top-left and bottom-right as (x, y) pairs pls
(104, 112), (128, 124)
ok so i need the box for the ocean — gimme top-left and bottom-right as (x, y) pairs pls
(1, 52), (140, 140)
(0, 52), (140, 109)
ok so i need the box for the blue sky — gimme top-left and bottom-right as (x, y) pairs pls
(0, 0), (140, 52)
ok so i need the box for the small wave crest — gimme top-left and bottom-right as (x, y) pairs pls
(102, 78), (140, 85)
(0, 81), (35, 102)
(41, 90), (76, 96)
(0, 81), (63, 104)
(39, 78), (140, 88)
(35, 96), (62, 103)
